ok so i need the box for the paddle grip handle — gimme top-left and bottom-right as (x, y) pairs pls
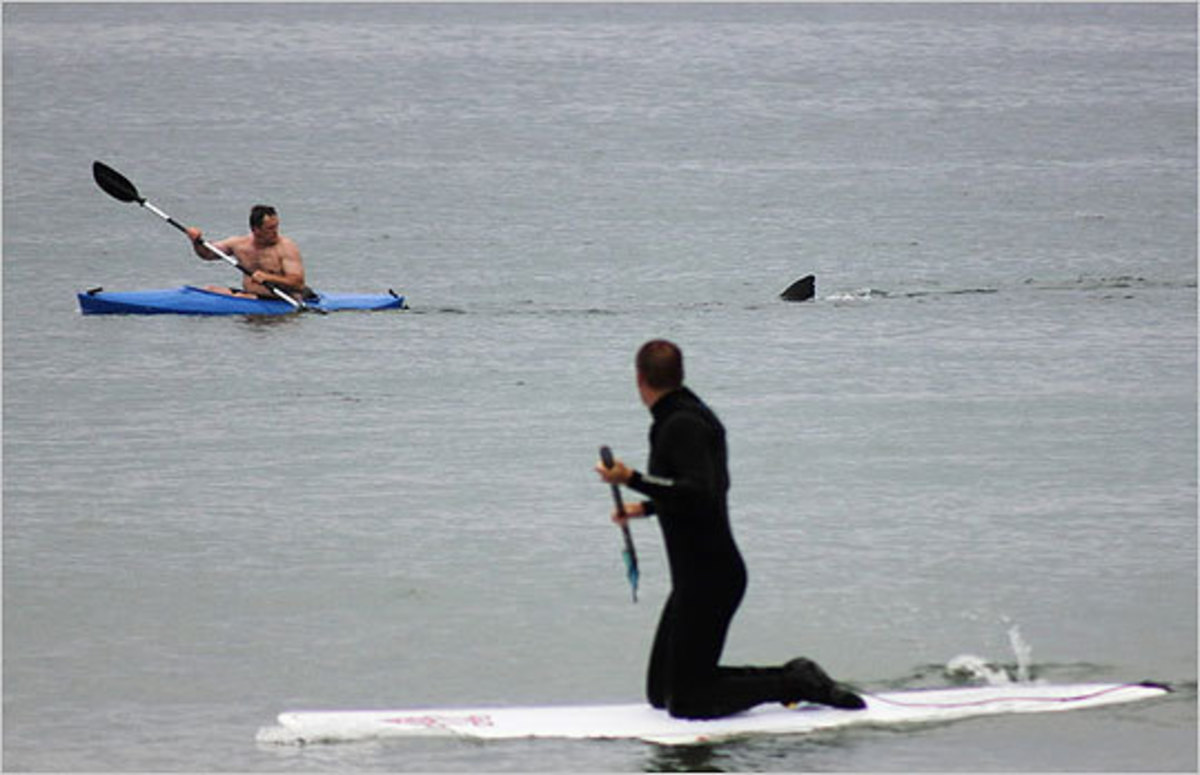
(599, 446), (626, 517)
(166, 214), (191, 236)
(140, 199), (192, 237)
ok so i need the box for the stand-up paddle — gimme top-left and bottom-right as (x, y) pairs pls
(600, 445), (639, 603)
(91, 161), (309, 311)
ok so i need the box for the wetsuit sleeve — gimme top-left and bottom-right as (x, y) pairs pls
(626, 413), (715, 510)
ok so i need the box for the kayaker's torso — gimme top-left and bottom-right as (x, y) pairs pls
(213, 232), (305, 297)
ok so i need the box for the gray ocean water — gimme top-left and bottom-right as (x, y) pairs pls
(3, 3), (1196, 771)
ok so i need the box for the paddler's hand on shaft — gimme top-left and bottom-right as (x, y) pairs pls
(595, 456), (643, 526)
(185, 226), (214, 260)
(594, 456), (633, 486)
(610, 501), (646, 526)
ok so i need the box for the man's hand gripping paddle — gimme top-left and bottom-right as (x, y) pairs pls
(600, 445), (639, 603)
(91, 161), (314, 312)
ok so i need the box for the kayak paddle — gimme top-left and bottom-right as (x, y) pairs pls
(600, 445), (639, 603)
(91, 161), (308, 311)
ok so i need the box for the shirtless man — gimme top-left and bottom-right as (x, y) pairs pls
(185, 204), (307, 300)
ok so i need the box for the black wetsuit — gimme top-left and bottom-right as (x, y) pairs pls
(627, 387), (794, 719)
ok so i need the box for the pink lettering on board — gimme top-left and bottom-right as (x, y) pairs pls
(383, 713), (495, 729)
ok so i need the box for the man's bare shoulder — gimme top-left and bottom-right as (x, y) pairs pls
(221, 232), (255, 249)
(278, 235), (303, 257)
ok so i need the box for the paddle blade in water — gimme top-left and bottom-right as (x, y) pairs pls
(93, 161), (143, 204)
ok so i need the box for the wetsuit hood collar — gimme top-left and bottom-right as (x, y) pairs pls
(650, 387), (695, 420)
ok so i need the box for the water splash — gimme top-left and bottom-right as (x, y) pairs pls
(1008, 624), (1033, 683)
(945, 654), (1012, 685)
(945, 623), (1037, 685)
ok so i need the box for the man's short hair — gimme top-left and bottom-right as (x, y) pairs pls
(636, 339), (684, 391)
(249, 204), (277, 229)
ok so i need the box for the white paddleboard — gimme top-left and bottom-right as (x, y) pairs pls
(256, 682), (1169, 746)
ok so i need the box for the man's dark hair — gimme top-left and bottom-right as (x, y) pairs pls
(637, 339), (684, 391)
(249, 204), (277, 229)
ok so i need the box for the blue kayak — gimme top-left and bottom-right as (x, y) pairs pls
(78, 286), (407, 316)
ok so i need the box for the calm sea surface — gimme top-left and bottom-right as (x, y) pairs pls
(3, 3), (1196, 771)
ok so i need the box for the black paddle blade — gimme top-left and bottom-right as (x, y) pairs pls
(93, 161), (143, 204)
